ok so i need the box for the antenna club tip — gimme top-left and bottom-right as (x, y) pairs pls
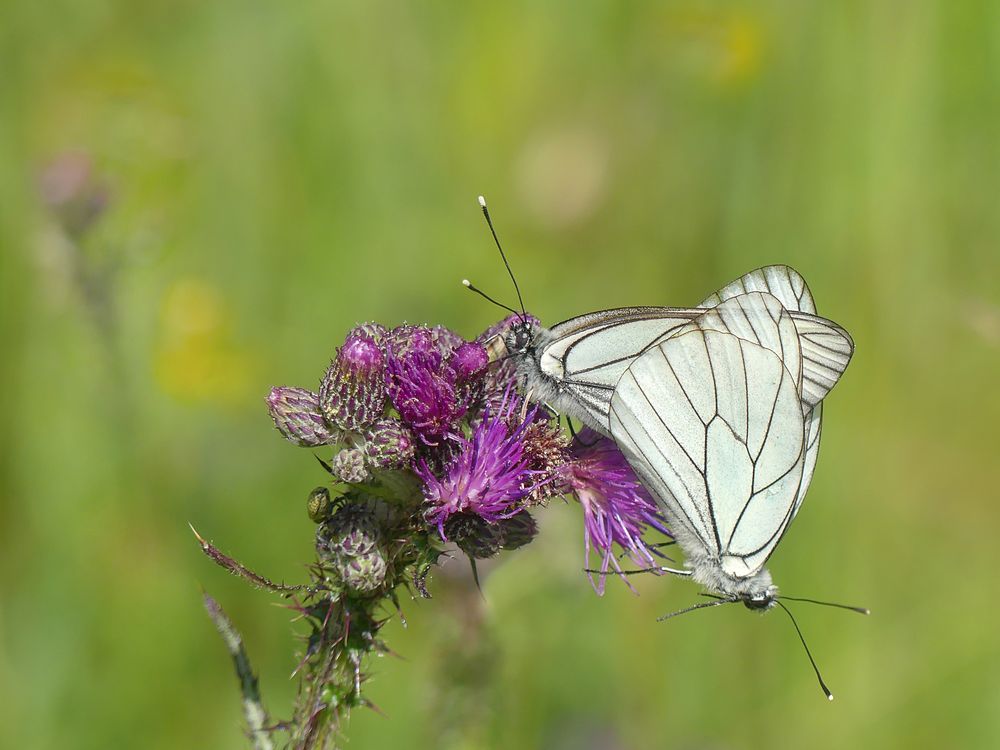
(477, 195), (487, 208)
(862, 608), (871, 615)
(462, 279), (471, 287)
(827, 694), (835, 702)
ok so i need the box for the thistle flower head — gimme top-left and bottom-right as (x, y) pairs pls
(558, 428), (671, 595)
(320, 327), (387, 432)
(417, 390), (539, 539)
(266, 387), (340, 447)
(385, 326), (470, 444)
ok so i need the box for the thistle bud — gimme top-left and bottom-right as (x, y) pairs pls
(336, 548), (387, 594)
(363, 419), (416, 469)
(331, 448), (369, 483)
(499, 511), (538, 550)
(319, 329), (386, 431)
(444, 512), (504, 560)
(307, 486), (333, 523)
(266, 387), (340, 447)
(317, 503), (381, 558)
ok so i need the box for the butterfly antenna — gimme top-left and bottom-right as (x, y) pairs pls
(657, 597), (736, 623)
(775, 600), (834, 701)
(779, 595), (870, 615)
(462, 279), (521, 317)
(478, 195), (526, 319)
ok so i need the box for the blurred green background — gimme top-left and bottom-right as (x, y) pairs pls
(2, 1), (998, 748)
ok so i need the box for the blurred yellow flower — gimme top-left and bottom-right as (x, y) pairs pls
(155, 278), (254, 405)
(662, 7), (766, 88)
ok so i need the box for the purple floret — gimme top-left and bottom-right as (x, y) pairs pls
(559, 428), (671, 595)
(417, 391), (540, 539)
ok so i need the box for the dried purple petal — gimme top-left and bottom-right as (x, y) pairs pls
(363, 418), (417, 469)
(319, 329), (387, 431)
(266, 386), (341, 447)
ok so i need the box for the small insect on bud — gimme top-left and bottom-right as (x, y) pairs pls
(307, 486), (333, 523)
(317, 503), (381, 559)
(444, 512), (505, 560)
(363, 419), (416, 469)
(266, 387), (340, 447)
(319, 329), (387, 432)
(499, 511), (538, 550)
(331, 448), (369, 483)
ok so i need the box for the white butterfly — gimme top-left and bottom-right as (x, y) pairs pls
(500, 265), (853, 611)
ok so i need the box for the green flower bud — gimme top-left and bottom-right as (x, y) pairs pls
(499, 511), (537, 550)
(331, 448), (368, 483)
(336, 548), (387, 594)
(444, 512), (504, 560)
(317, 503), (380, 559)
(363, 419), (416, 469)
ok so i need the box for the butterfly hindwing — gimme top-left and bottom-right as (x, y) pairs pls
(610, 326), (807, 579)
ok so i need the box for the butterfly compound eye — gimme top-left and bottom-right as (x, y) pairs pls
(513, 324), (532, 352)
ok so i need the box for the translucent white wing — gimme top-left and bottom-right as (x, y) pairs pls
(697, 265), (852, 409)
(531, 266), (852, 437)
(695, 266), (840, 519)
(610, 328), (807, 578)
(535, 308), (700, 434)
(699, 264), (816, 314)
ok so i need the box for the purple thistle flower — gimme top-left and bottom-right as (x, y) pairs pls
(558, 428), (671, 595)
(266, 387), (340, 447)
(319, 328), (387, 431)
(417, 391), (540, 539)
(385, 326), (469, 444)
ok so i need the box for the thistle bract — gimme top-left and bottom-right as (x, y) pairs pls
(331, 447), (369, 483)
(363, 418), (416, 469)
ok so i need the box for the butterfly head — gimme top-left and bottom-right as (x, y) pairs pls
(504, 320), (535, 357)
(741, 587), (778, 611)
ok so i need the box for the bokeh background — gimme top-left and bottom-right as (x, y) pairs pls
(2, 2), (999, 748)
